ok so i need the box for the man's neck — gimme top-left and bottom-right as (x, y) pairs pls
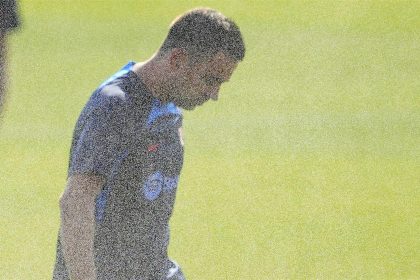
(132, 58), (170, 104)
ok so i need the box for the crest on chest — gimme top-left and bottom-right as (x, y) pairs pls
(141, 171), (179, 201)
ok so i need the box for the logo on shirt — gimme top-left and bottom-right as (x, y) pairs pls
(142, 171), (179, 201)
(147, 143), (159, 152)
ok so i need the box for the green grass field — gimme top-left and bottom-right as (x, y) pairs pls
(0, 1), (419, 279)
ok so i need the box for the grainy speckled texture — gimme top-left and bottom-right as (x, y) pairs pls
(1, 1), (419, 279)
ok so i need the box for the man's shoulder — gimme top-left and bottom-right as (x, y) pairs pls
(82, 84), (130, 120)
(92, 69), (152, 112)
(78, 75), (154, 134)
(75, 62), (156, 135)
(95, 82), (131, 109)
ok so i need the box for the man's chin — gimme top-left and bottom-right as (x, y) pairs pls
(179, 103), (197, 111)
(176, 100), (206, 110)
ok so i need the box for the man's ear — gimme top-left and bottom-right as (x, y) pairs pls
(169, 48), (188, 70)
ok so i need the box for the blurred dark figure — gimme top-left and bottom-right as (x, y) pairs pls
(0, 0), (20, 119)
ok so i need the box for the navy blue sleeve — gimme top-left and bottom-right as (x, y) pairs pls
(68, 93), (128, 178)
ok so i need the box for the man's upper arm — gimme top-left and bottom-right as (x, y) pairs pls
(58, 174), (104, 280)
(60, 174), (105, 206)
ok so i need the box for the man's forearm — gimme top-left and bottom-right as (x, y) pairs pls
(60, 197), (97, 280)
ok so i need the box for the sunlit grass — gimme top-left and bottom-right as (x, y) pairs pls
(1, 1), (419, 279)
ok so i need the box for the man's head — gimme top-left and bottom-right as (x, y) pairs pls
(157, 8), (245, 110)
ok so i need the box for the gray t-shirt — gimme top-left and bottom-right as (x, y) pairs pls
(53, 62), (184, 279)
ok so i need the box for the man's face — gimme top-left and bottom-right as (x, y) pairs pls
(170, 51), (238, 110)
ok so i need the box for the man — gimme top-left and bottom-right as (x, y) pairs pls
(53, 8), (245, 280)
(0, 0), (20, 118)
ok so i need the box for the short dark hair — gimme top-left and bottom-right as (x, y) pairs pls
(159, 8), (245, 62)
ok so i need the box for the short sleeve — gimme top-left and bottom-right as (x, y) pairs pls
(68, 96), (127, 178)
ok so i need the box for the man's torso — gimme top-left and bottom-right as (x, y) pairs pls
(53, 62), (184, 279)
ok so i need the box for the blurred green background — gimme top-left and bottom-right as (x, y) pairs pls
(0, 0), (419, 279)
